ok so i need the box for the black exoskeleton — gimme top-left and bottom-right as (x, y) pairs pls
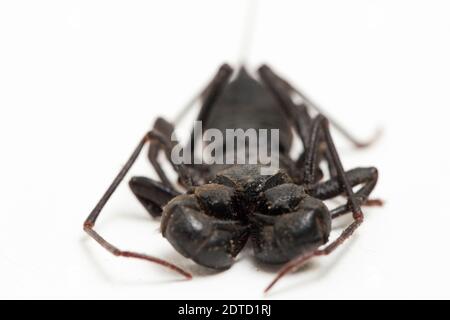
(84, 64), (381, 292)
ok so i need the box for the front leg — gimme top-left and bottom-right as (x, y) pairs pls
(83, 131), (192, 279)
(188, 64), (233, 157)
(147, 117), (198, 189)
(265, 115), (378, 293)
(259, 64), (380, 149)
(145, 117), (194, 189)
(258, 65), (336, 179)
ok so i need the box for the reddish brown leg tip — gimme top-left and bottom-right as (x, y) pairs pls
(151, 263), (192, 280)
(181, 271), (193, 280)
(263, 283), (275, 295)
(264, 274), (285, 294)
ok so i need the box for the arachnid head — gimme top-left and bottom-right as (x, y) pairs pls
(161, 165), (331, 269)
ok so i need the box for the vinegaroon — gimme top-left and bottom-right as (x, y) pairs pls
(83, 64), (381, 292)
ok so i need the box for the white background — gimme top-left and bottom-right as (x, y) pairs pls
(1, 0), (449, 299)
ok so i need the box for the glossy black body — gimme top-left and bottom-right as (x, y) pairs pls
(161, 70), (332, 269)
(84, 64), (379, 286)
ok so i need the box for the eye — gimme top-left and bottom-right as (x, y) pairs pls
(261, 183), (306, 214)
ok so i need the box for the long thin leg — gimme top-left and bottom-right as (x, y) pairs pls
(150, 66), (233, 187)
(290, 84), (381, 149)
(149, 116), (209, 188)
(147, 117), (175, 188)
(84, 131), (192, 279)
(265, 115), (367, 293)
(258, 65), (337, 179)
(161, 64), (233, 179)
(307, 167), (381, 219)
(258, 65), (313, 146)
(172, 64), (233, 125)
(189, 64), (233, 158)
(331, 198), (383, 219)
(129, 176), (180, 217)
(289, 109), (341, 185)
(147, 119), (194, 188)
(259, 64), (380, 149)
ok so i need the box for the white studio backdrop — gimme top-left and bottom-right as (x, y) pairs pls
(0, 0), (449, 299)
